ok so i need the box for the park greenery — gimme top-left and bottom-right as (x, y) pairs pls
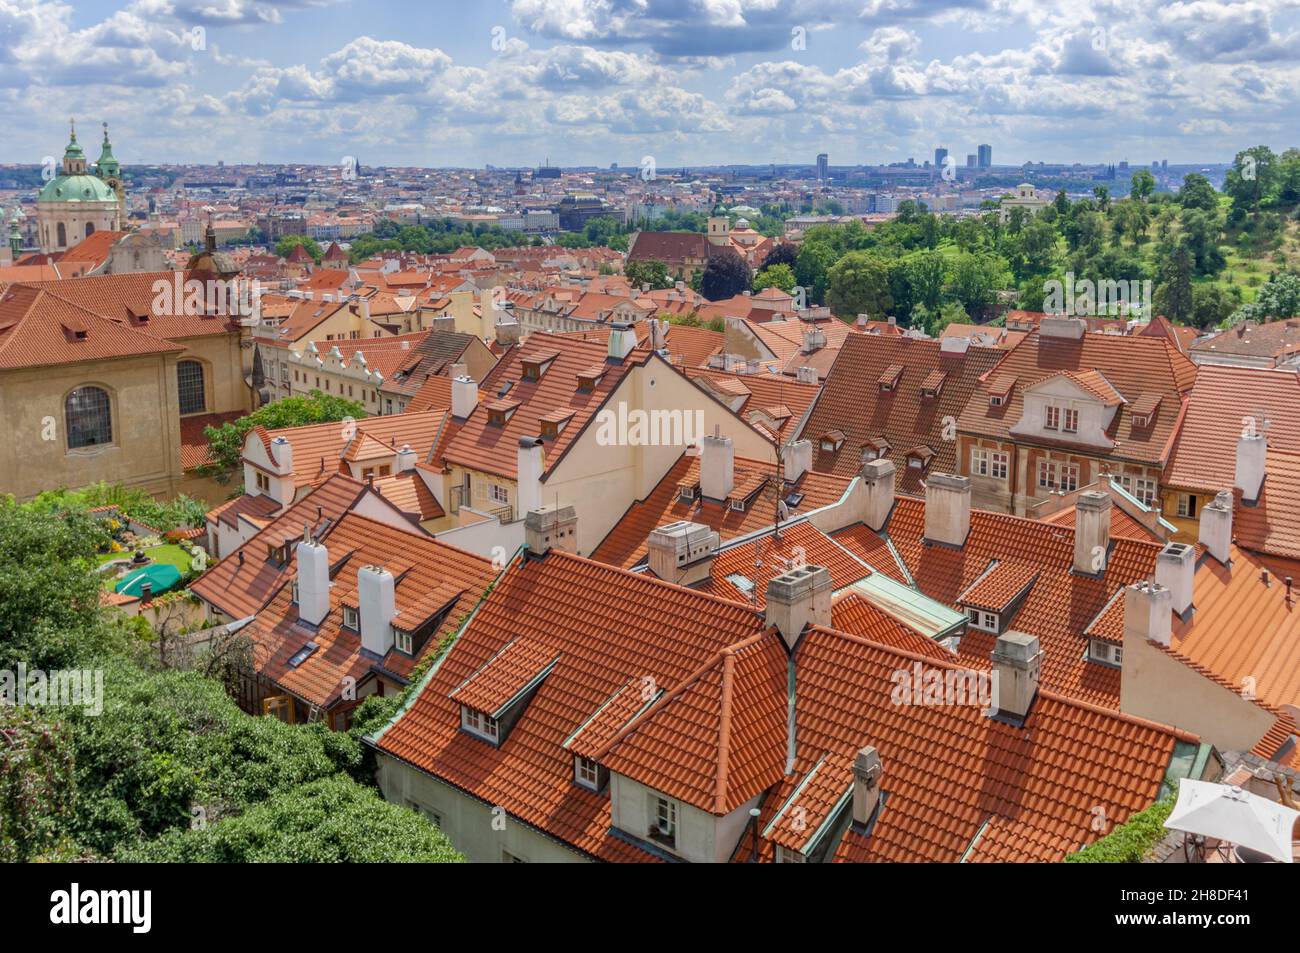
(0, 496), (462, 863)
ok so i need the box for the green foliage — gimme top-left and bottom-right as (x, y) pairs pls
(0, 706), (78, 862)
(117, 776), (463, 863)
(624, 258), (672, 291)
(200, 390), (365, 483)
(1065, 798), (1174, 863)
(827, 251), (892, 320)
(274, 235), (323, 263)
(699, 248), (751, 301)
(27, 482), (206, 532)
(752, 262), (796, 294)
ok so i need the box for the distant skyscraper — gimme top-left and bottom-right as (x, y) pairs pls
(966, 154), (976, 168)
(816, 152), (828, 180)
(978, 144), (992, 168)
(934, 147), (948, 169)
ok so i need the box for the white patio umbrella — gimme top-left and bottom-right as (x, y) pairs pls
(1164, 779), (1299, 863)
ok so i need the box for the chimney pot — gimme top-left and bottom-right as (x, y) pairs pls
(860, 458), (896, 532)
(990, 631), (1042, 720)
(296, 538), (331, 626)
(646, 520), (719, 585)
(851, 746), (883, 826)
(1123, 579), (1172, 647)
(1155, 542), (1196, 617)
(357, 565), (396, 656)
(1235, 433), (1266, 504)
(524, 504), (577, 556)
(764, 565), (832, 648)
(451, 375), (478, 418)
(1072, 491), (1112, 575)
(700, 430), (735, 501)
(1198, 489), (1233, 565)
(781, 439), (813, 483)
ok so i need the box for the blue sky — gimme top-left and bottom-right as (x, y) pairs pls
(2, 0), (1298, 167)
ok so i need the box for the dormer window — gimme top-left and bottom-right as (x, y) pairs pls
(820, 430), (846, 453)
(967, 608), (999, 633)
(990, 394), (1005, 407)
(678, 483), (697, 502)
(1044, 404), (1079, 433)
(342, 605), (359, 630)
(394, 629), (413, 655)
(461, 706), (499, 743)
(877, 365), (903, 393)
(920, 370), (946, 400)
(574, 755), (602, 791)
(729, 498), (746, 512)
(648, 793), (678, 848)
(267, 542), (289, 565)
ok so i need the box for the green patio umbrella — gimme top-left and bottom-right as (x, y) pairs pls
(114, 563), (182, 598)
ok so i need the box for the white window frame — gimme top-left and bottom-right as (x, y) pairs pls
(1133, 477), (1157, 507)
(967, 608), (999, 632)
(989, 451), (1009, 481)
(971, 448), (990, 476)
(342, 606), (359, 630)
(1044, 404), (1060, 431)
(1061, 407), (1079, 434)
(775, 845), (807, 863)
(461, 706), (499, 742)
(574, 755), (600, 790)
(649, 794), (678, 845)
(395, 629), (413, 655)
(489, 484), (509, 505)
(1177, 493), (1197, 519)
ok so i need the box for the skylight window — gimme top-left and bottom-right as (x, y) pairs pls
(288, 641), (319, 668)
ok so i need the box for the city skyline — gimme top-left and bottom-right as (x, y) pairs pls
(1, 1), (1298, 168)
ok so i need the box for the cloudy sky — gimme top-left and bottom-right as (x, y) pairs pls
(1, 0), (1297, 168)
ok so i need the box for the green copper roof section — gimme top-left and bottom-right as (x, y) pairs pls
(38, 174), (117, 203)
(840, 574), (968, 640)
(96, 122), (120, 176)
(63, 120), (85, 159)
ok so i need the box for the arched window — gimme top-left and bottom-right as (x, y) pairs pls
(86, 222), (95, 238)
(177, 359), (206, 415)
(56, 222), (67, 248)
(65, 386), (112, 448)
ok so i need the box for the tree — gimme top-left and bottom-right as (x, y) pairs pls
(200, 390), (366, 484)
(948, 251), (1007, 321)
(1251, 272), (1300, 319)
(274, 235), (323, 263)
(752, 263), (797, 294)
(826, 251), (893, 320)
(760, 242), (799, 271)
(1177, 173), (1219, 212)
(902, 250), (947, 313)
(1224, 145), (1279, 214)
(1129, 169), (1156, 201)
(624, 259), (672, 291)
(1179, 208), (1226, 276)
(1190, 283), (1240, 330)
(699, 248), (751, 301)
(1156, 246), (1194, 324)
(794, 240), (837, 304)
(1093, 185), (1111, 212)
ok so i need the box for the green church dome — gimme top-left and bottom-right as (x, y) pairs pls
(38, 174), (118, 203)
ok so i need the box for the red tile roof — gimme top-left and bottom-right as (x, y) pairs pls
(179, 411), (242, 470)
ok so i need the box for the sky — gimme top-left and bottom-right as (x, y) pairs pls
(1, 0), (1298, 168)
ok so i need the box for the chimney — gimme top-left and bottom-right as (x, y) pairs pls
(796, 365), (818, 384)
(861, 459), (896, 532)
(449, 361), (468, 379)
(524, 504), (577, 555)
(1039, 316), (1086, 339)
(700, 428), (735, 501)
(765, 565), (832, 649)
(923, 473), (972, 547)
(296, 534), (330, 626)
(357, 565), (396, 656)
(1198, 489), (1233, 565)
(451, 375), (477, 418)
(990, 632), (1042, 720)
(495, 320), (522, 346)
(1123, 579), (1172, 647)
(1235, 433), (1266, 504)
(1072, 491), (1112, 575)
(270, 435), (293, 476)
(781, 439), (813, 483)
(800, 326), (826, 354)
(516, 437), (544, 516)
(607, 321), (637, 361)
(359, 295), (370, 320)
(651, 318), (668, 352)
(646, 520), (719, 586)
(851, 746), (883, 826)
(395, 443), (417, 472)
(1155, 541), (1196, 618)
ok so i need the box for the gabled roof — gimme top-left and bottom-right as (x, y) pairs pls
(801, 334), (1002, 493)
(1191, 318), (1300, 362)
(695, 521), (871, 608)
(960, 329), (1196, 466)
(25, 271), (242, 341)
(253, 410), (448, 489)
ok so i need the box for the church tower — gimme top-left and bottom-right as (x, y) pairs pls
(96, 122), (124, 230)
(36, 119), (122, 253)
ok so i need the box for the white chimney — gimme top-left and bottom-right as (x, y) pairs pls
(801, 326), (826, 354)
(990, 632), (1042, 720)
(861, 459), (895, 532)
(1123, 579), (1172, 647)
(923, 473), (972, 547)
(607, 321), (637, 360)
(396, 443), (417, 473)
(357, 565), (396, 656)
(271, 435), (293, 476)
(646, 520), (719, 586)
(296, 535), (330, 626)
(700, 428), (735, 501)
(1235, 433), (1266, 504)
(516, 437), (544, 516)
(524, 504), (577, 555)
(796, 366), (818, 384)
(765, 565), (832, 649)
(1072, 491), (1112, 575)
(359, 295), (370, 320)
(781, 439), (813, 483)
(851, 746), (883, 826)
(1155, 541), (1196, 618)
(451, 375), (477, 418)
(1198, 490), (1233, 565)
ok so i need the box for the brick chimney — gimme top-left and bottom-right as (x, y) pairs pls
(451, 375), (477, 419)
(646, 520), (719, 586)
(1072, 491), (1112, 575)
(357, 565), (396, 656)
(765, 565), (832, 649)
(1235, 433), (1266, 504)
(851, 746), (883, 826)
(1123, 579), (1172, 647)
(296, 531), (330, 626)
(990, 632), (1042, 720)
(700, 428), (735, 501)
(923, 473), (972, 547)
(1198, 490), (1233, 565)
(861, 459), (896, 532)
(1155, 542), (1196, 619)
(524, 504), (577, 555)
(781, 439), (813, 483)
